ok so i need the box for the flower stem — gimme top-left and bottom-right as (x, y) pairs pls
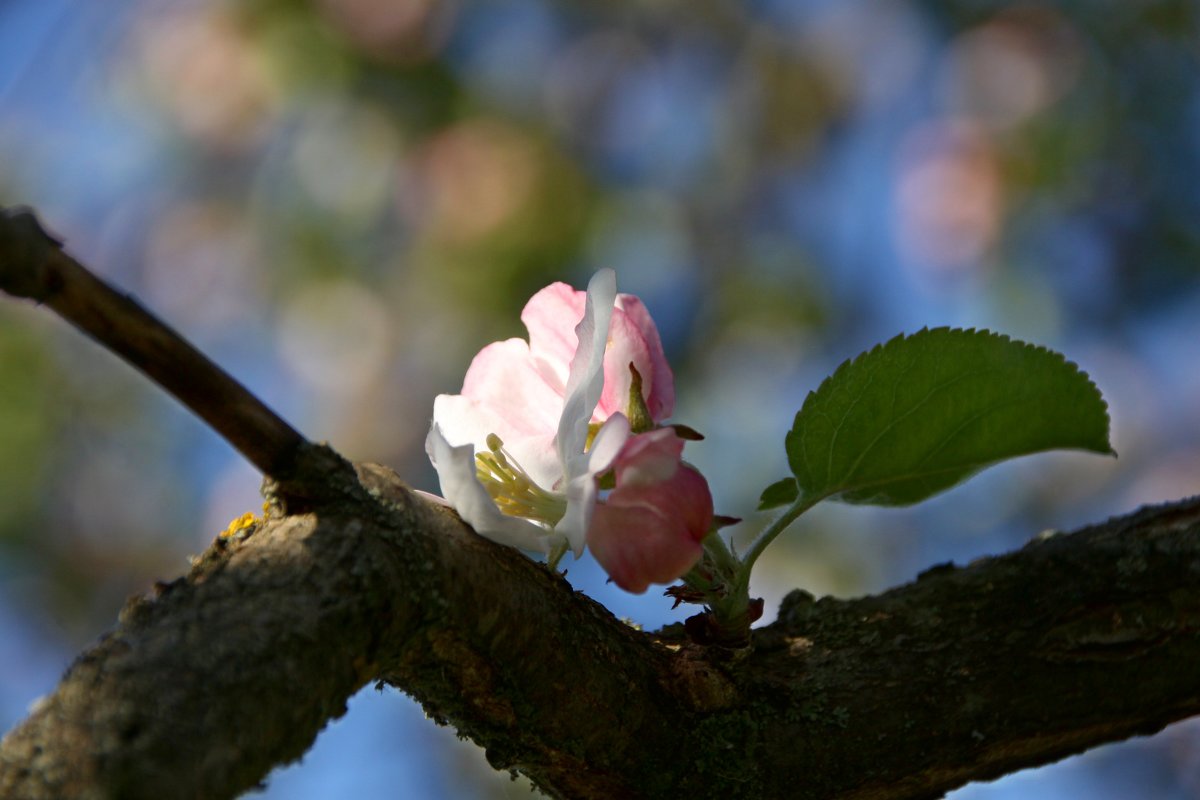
(740, 494), (821, 574)
(701, 529), (739, 576)
(684, 494), (822, 646)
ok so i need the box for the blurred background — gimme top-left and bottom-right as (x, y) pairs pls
(2, 0), (1199, 796)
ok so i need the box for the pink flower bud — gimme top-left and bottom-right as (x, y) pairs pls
(588, 429), (714, 593)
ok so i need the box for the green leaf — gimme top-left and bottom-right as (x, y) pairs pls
(758, 478), (798, 510)
(786, 328), (1114, 507)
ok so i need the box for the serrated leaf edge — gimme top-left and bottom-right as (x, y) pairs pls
(786, 327), (1116, 506)
(792, 327), (1114, 456)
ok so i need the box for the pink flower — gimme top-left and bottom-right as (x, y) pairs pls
(426, 269), (657, 557)
(426, 270), (710, 592)
(588, 428), (715, 594)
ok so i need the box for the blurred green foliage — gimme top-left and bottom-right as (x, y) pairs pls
(2, 0), (1200, 795)
(0, 319), (52, 537)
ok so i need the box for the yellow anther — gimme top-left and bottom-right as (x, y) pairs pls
(472, 433), (566, 527)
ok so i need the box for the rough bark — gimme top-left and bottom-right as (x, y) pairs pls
(2, 205), (1199, 798)
(0, 466), (1197, 800)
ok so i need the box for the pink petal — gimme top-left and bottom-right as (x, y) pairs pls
(437, 337), (564, 488)
(460, 339), (563, 439)
(612, 429), (685, 487)
(516, 275), (674, 425)
(615, 294), (675, 421)
(596, 309), (654, 420)
(588, 503), (703, 594)
(609, 465), (714, 542)
(521, 281), (586, 395)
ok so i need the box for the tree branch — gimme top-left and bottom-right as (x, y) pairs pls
(0, 207), (352, 506)
(0, 465), (1197, 799)
(1, 207), (1198, 798)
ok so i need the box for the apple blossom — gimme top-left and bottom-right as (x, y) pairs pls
(426, 269), (633, 557)
(425, 268), (712, 591)
(588, 428), (714, 593)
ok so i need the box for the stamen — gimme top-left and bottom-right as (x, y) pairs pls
(473, 434), (567, 527)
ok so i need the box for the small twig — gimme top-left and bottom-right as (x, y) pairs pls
(0, 206), (311, 483)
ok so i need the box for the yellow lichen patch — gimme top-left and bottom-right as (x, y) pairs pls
(219, 511), (259, 539)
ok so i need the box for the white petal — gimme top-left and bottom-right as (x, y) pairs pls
(556, 414), (630, 556)
(558, 472), (599, 557)
(425, 423), (551, 553)
(433, 394), (559, 489)
(556, 268), (617, 468)
(586, 413), (630, 475)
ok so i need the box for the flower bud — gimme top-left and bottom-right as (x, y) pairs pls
(588, 429), (715, 593)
